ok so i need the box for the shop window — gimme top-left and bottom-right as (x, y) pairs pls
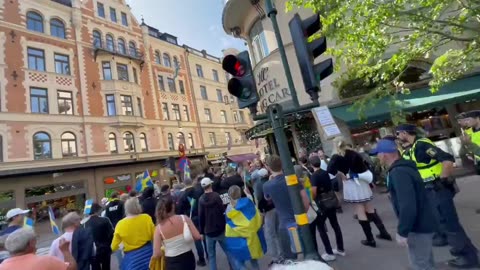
(139, 133), (148, 152)
(157, 75), (165, 91)
(30, 87), (49, 114)
(109, 133), (118, 153)
(61, 132), (77, 157)
(162, 102), (170, 120)
(117, 38), (126, 54)
(163, 53), (171, 67)
(27, 47), (45, 72)
(57, 90), (73, 115)
(155, 51), (161, 64)
(33, 132), (52, 160)
(104, 174), (133, 197)
(106, 34), (115, 51)
(167, 133), (174, 150)
(183, 105), (190, 121)
(93, 30), (102, 48)
(177, 132), (186, 149)
(27, 11), (44, 33)
(54, 53), (70, 75)
(120, 95), (133, 116)
(0, 191), (15, 229)
(50, 19), (66, 39)
(249, 19), (270, 64)
(179, 80), (185, 94)
(188, 133), (194, 149)
(123, 132), (135, 152)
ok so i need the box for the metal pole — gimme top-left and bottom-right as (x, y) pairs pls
(265, 0), (300, 108)
(267, 104), (319, 261)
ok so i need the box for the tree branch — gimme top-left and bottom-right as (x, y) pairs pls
(379, 22), (475, 42)
(399, 10), (480, 33)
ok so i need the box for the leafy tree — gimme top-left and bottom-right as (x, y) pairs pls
(286, 0), (480, 121)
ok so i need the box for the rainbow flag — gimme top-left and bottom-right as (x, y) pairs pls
(84, 199), (93, 215)
(23, 217), (34, 229)
(48, 207), (61, 235)
(135, 170), (153, 192)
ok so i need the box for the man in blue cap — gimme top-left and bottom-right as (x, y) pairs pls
(372, 139), (435, 270)
(396, 123), (479, 268)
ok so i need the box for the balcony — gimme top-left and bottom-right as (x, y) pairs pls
(234, 122), (250, 131)
(93, 43), (144, 69)
(106, 115), (146, 128)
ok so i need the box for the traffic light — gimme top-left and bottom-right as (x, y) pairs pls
(289, 13), (333, 101)
(222, 51), (258, 113)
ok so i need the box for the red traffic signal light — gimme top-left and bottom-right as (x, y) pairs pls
(222, 55), (246, 77)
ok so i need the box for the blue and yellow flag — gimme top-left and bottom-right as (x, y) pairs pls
(225, 198), (266, 262)
(84, 199), (93, 215)
(48, 207), (60, 235)
(23, 217), (34, 229)
(136, 170), (153, 192)
(184, 163), (191, 180)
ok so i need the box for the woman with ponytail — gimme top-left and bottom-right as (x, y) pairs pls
(152, 196), (202, 270)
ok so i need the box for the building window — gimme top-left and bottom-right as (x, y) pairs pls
(183, 105), (190, 121)
(136, 97), (143, 117)
(204, 108), (211, 122)
(123, 132), (135, 152)
(179, 80), (185, 94)
(117, 38), (126, 54)
(224, 95), (229, 104)
(54, 53), (70, 75)
(108, 133), (117, 153)
(50, 19), (65, 39)
(57, 90), (73, 115)
(61, 132), (77, 157)
(167, 78), (176, 93)
(173, 57), (179, 68)
(212, 69), (219, 82)
(157, 75), (165, 91)
(250, 19), (270, 64)
(216, 89), (223, 102)
(220, 110), (227, 123)
(188, 133), (194, 149)
(117, 64), (129, 81)
(163, 53), (171, 67)
(139, 133), (147, 152)
(120, 95), (133, 115)
(172, 104), (181, 121)
(155, 51), (161, 64)
(93, 30), (102, 48)
(30, 87), (48, 114)
(196, 64), (203, 77)
(208, 132), (216, 146)
(233, 111), (239, 123)
(167, 133), (174, 150)
(129, 41), (137, 57)
(239, 111), (245, 123)
(33, 132), (52, 160)
(106, 94), (116, 116)
(225, 132), (231, 146)
(121, 12), (128, 26)
(106, 34), (115, 51)
(110, 7), (117, 22)
(27, 48), (45, 72)
(161, 102), (169, 120)
(177, 132), (186, 149)
(97, 2), (105, 18)
(27, 11), (43, 33)
(102, 61), (112, 80)
(200, 86), (208, 100)
(133, 67), (138, 84)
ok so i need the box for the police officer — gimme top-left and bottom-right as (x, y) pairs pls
(460, 110), (480, 174)
(396, 123), (479, 268)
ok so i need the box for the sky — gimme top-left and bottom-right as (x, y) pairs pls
(126, 0), (246, 57)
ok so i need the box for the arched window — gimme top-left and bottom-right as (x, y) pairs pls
(129, 41), (137, 57)
(27, 11), (44, 33)
(117, 38), (126, 54)
(93, 30), (102, 48)
(109, 133), (118, 153)
(33, 132), (51, 160)
(163, 53), (171, 67)
(61, 132), (77, 157)
(123, 132), (135, 153)
(167, 133), (174, 151)
(154, 51), (161, 64)
(188, 133), (194, 149)
(177, 132), (185, 149)
(139, 133), (148, 152)
(50, 18), (65, 39)
(173, 56), (180, 69)
(106, 34), (115, 51)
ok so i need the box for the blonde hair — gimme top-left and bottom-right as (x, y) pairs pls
(334, 137), (352, 156)
(124, 197), (143, 216)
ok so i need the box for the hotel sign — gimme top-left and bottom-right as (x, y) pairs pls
(255, 61), (292, 114)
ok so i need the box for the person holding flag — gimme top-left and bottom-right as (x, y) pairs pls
(136, 170), (154, 193)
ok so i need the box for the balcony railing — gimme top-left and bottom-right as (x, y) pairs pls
(93, 42), (144, 66)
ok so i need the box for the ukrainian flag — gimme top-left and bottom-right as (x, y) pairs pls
(135, 170), (153, 192)
(23, 217), (34, 229)
(225, 198), (266, 262)
(48, 207), (61, 235)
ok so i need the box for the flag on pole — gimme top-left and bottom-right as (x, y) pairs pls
(84, 199), (93, 215)
(184, 163), (191, 180)
(135, 170), (153, 192)
(48, 207), (60, 235)
(23, 217), (34, 229)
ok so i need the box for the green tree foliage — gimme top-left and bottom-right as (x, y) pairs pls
(286, 0), (480, 121)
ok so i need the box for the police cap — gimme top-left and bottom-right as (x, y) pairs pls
(464, 110), (480, 119)
(396, 123), (417, 133)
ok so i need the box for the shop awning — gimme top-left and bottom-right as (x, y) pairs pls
(227, 153), (258, 163)
(331, 75), (480, 127)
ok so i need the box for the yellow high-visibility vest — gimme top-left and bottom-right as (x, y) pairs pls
(410, 138), (443, 183)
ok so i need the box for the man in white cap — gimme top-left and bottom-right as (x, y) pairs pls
(0, 208), (30, 236)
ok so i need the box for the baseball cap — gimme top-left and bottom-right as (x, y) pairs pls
(370, 139), (398, 155)
(200, 177), (214, 188)
(396, 123), (417, 133)
(258, 168), (269, 177)
(6, 208), (30, 220)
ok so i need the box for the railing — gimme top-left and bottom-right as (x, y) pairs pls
(93, 42), (144, 61)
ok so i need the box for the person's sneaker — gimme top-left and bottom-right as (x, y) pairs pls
(361, 239), (377, 247)
(333, 249), (346, 257)
(321, 253), (336, 262)
(196, 259), (207, 267)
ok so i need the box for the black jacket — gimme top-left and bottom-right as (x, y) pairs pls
(71, 227), (94, 270)
(221, 174), (246, 197)
(84, 215), (114, 255)
(388, 159), (435, 237)
(104, 199), (124, 228)
(141, 196), (157, 224)
(178, 184), (204, 219)
(198, 192), (226, 237)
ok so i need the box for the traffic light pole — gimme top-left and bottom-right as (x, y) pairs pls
(267, 104), (320, 261)
(265, 0), (299, 108)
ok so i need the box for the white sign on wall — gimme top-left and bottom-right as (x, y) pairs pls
(255, 61), (292, 113)
(312, 106), (342, 138)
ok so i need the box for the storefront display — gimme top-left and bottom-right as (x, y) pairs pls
(104, 174), (133, 197)
(0, 191), (15, 230)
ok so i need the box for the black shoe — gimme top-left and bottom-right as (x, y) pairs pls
(361, 239), (377, 247)
(447, 257), (479, 269)
(336, 208), (343, 214)
(197, 259), (207, 267)
(450, 248), (464, 257)
(432, 236), (448, 247)
(376, 233), (393, 241)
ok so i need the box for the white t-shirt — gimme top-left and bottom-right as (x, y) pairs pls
(48, 231), (73, 261)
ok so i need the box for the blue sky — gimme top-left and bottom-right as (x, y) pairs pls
(126, 0), (246, 57)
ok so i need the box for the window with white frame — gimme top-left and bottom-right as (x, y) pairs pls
(249, 20), (270, 64)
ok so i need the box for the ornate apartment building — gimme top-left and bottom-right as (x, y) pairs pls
(0, 0), (259, 223)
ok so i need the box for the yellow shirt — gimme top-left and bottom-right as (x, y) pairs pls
(111, 213), (155, 252)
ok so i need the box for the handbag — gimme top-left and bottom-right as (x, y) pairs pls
(317, 190), (339, 211)
(181, 215), (194, 244)
(307, 204), (318, 223)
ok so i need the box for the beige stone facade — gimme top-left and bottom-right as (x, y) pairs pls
(0, 0), (261, 220)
